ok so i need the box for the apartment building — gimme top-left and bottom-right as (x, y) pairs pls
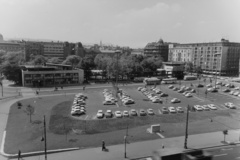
(0, 33), (25, 54)
(168, 39), (240, 76)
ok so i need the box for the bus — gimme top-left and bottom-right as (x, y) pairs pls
(184, 75), (197, 81)
(143, 77), (161, 85)
(161, 78), (177, 84)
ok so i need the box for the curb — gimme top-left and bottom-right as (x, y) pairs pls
(0, 131), (79, 159)
(0, 95), (22, 101)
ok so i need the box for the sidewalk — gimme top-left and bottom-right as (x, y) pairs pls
(10, 129), (240, 160)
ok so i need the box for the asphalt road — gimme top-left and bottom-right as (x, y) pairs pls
(206, 145), (240, 160)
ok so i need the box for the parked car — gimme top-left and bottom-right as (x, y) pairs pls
(173, 87), (179, 91)
(159, 93), (168, 97)
(185, 93), (193, 97)
(122, 110), (129, 117)
(168, 107), (176, 113)
(139, 109), (147, 116)
(229, 91), (235, 95)
(147, 108), (155, 115)
(115, 111), (122, 118)
(123, 99), (135, 105)
(176, 106), (184, 113)
(208, 104), (217, 110)
(229, 84), (235, 88)
(197, 84), (204, 88)
(152, 98), (162, 103)
(193, 105), (203, 111)
(234, 87), (240, 90)
(105, 110), (113, 118)
(233, 91), (239, 96)
(202, 105), (210, 111)
(97, 110), (104, 119)
(190, 89), (196, 93)
(224, 102), (236, 109)
(130, 109), (138, 116)
(223, 88), (230, 92)
(171, 98), (181, 103)
(137, 87), (143, 91)
(103, 100), (115, 105)
(161, 107), (169, 114)
(168, 85), (174, 89)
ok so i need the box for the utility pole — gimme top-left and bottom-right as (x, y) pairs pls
(184, 105), (189, 149)
(43, 115), (47, 160)
(124, 125), (128, 158)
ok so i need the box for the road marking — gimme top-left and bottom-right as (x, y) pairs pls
(84, 115), (89, 120)
(193, 96), (204, 101)
(116, 103), (119, 107)
(156, 132), (165, 138)
(214, 153), (228, 157)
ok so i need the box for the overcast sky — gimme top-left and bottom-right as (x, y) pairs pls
(0, 0), (240, 48)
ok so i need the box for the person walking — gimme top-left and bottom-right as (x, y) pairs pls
(18, 150), (22, 160)
(102, 140), (106, 151)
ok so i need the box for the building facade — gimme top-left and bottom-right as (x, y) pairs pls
(0, 34), (25, 54)
(168, 39), (240, 76)
(24, 41), (44, 61)
(163, 62), (185, 79)
(42, 41), (65, 59)
(21, 63), (84, 87)
(168, 44), (193, 62)
(144, 39), (169, 61)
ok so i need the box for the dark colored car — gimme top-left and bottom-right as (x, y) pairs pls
(139, 109), (147, 116)
(162, 107), (169, 114)
(160, 93), (168, 97)
(197, 84), (204, 88)
(223, 88), (230, 92)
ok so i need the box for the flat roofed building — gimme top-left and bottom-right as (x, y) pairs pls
(163, 62), (185, 79)
(168, 39), (240, 76)
(43, 41), (64, 59)
(0, 34), (25, 54)
(21, 63), (84, 87)
(168, 44), (193, 62)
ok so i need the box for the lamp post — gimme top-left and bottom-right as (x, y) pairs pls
(124, 125), (128, 158)
(184, 105), (190, 149)
(43, 115), (47, 160)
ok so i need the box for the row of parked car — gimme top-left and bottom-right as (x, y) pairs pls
(119, 91), (135, 105)
(161, 106), (184, 114)
(71, 93), (88, 116)
(96, 108), (155, 119)
(168, 85), (194, 98)
(193, 104), (218, 111)
(102, 89), (117, 105)
(138, 87), (163, 103)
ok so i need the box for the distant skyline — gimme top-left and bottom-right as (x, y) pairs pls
(0, 0), (240, 48)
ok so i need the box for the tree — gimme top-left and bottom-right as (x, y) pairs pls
(47, 57), (62, 64)
(62, 55), (81, 68)
(223, 130), (228, 142)
(25, 104), (35, 123)
(79, 55), (96, 80)
(28, 55), (47, 65)
(185, 62), (194, 74)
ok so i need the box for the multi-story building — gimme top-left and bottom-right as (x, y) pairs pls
(21, 63), (84, 87)
(0, 33), (25, 54)
(144, 39), (169, 61)
(168, 44), (193, 62)
(168, 39), (240, 76)
(42, 41), (64, 59)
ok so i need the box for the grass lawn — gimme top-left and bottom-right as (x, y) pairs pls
(4, 91), (240, 154)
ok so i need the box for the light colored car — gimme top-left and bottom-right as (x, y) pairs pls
(185, 93), (193, 97)
(190, 89), (196, 93)
(176, 107), (184, 113)
(155, 90), (162, 94)
(171, 98), (181, 103)
(208, 104), (217, 110)
(147, 108), (154, 115)
(122, 110), (129, 117)
(137, 87), (143, 91)
(97, 110), (104, 118)
(224, 102), (236, 109)
(173, 87), (179, 91)
(229, 91), (234, 95)
(115, 111), (122, 118)
(168, 85), (174, 89)
(206, 84), (212, 88)
(202, 105), (210, 111)
(152, 98), (162, 103)
(194, 105), (203, 111)
(233, 91), (239, 96)
(123, 99), (135, 105)
(168, 107), (176, 113)
(103, 100), (115, 105)
(71, 109), (81, 115)
(234, 87), (240, 90)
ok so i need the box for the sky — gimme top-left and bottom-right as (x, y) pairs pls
(0, 0), (240, 48)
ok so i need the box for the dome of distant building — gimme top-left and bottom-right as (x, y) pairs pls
(158, 38), (164, 44)
(0, 33), (3, 42)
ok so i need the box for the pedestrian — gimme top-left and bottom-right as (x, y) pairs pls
(61, 86), (63, 90)
(162, 144), (165, 149)
(102, 140), (106, 151)
(18, 150), (21, 160)
(83, 86), (86, 91)
(36, 91), (39, 95)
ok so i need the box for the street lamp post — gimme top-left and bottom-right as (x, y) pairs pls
(43, 115), (47, 160)
(184, 105), (190, 149)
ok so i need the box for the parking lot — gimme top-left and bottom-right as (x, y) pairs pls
(70, 78), (240, 120)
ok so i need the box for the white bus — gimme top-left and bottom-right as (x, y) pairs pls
(161, 78), (177, 84)
(184, 75), (197, 81)
(143, 77), (161, 85)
